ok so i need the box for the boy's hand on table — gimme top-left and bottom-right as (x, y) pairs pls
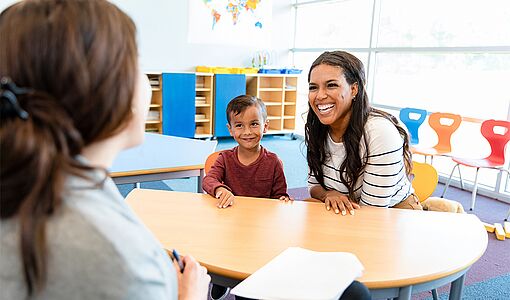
(279, 195), (293, 202)
(215, 187), (235, 209)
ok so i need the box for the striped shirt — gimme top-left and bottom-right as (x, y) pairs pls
(308, 116), (413, 207)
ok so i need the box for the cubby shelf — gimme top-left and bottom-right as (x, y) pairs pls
(148, 72), (298, 138)
(246, 74), (298, 133)
(259, 88), (283, 92)
(265, 102), (283, 106)
(195, 73), (214, 138)
(145, 72), (163, 134)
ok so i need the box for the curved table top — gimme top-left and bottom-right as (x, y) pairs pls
(126, 189), (487, 289)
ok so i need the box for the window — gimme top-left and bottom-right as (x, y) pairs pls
(372, 52), (510, 120)
(292, 0), (510, 200)
(294, 0), (373, 48)
(377, 0), (510, 47)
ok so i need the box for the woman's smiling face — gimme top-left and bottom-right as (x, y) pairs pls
(308, 64), (358, 129)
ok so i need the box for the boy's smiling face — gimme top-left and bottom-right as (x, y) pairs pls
(228, 105), (268, 151)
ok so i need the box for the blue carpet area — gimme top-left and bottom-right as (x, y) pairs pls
(423, 273), (510, 300)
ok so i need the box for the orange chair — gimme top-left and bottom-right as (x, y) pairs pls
(205, 151), (223, 174)
(442, 119), (510, 211)
(412, 112), (462, 164)
(411, 161), (438, 202)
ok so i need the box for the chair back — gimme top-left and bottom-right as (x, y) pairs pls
(411, 161), (438, 202)
(428, 112), (462, 152)
(399, 107), (427, 144)
(481, 120), (510, 164)
(205, 151), (223, 174)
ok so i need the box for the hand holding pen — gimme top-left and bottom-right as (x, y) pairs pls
(171, 249), (211, 300)
(172, 249), (184, 273)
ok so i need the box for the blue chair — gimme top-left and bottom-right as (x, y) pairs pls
(399, 107), (428, 144)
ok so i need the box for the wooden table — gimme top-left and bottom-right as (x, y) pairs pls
(110, 133), (217, 192)
(126, 189), (488, 300)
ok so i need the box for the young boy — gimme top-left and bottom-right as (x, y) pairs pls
(203, 95), (290, 209)
(203, 95), (290, 300)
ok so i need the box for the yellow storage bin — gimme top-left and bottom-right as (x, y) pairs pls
(196, 66), (259, 74)
(213, 67), (231, 74)
(242, 67), (259, 74)
(229, 67), (243, 74)
(196, 66), (214, 73)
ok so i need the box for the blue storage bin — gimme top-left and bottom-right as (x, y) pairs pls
(258, 68), (282, 74)
(282, 68), (302, 74)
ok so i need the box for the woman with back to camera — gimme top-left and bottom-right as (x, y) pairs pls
(306, 51), (420, 215)
(0, 0), (209, 299)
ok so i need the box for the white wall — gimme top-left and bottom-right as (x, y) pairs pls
(0, 0), (294, 72)
(110, 0), (294, 72)
(0, 0), (18, 10)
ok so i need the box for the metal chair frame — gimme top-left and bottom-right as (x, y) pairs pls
(442, 120), (510, 211)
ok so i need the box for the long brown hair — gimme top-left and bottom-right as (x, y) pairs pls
(305, 51), (412, 202)
(0, 0), (138, 295)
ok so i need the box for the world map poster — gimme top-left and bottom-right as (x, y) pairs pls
(188, 0), (272, 46)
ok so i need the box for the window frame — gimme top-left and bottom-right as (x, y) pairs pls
(291, 0), (510, 202)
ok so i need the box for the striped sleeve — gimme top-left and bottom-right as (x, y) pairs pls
(360, 117), (411, 207)
(307, 168), (320, 192)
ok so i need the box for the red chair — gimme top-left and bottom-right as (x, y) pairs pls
(442, 119), (510, 211)
(412, 112), (462, 164)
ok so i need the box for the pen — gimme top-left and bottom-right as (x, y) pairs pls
(172, 249), (184, 273)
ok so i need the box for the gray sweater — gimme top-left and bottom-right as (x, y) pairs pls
(0, 171), (178, 300)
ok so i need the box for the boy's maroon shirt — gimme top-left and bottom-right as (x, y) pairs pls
(202, 146), (289, 199)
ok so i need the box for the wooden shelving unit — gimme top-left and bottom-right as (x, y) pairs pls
(246, 74), (298, 134)
(195, 73), (214, 138)
(145, 73), (163, 134)
(283, 76), (298, 132)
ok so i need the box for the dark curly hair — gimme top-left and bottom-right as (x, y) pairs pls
(305, 51), (412, 202)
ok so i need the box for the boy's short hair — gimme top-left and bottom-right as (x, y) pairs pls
(226, 95), (267, 124)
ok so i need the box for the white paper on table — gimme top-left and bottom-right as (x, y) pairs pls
(230, 247), (364, 300)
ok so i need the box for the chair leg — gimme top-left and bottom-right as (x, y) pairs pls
(431, 155), (434, 165)
(505, 207), (510, 221)
(470, 168), (480, 211)
(442, 163), (458, 198)
(457, 165), (464, 190)
(432, 288), (439, 300)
